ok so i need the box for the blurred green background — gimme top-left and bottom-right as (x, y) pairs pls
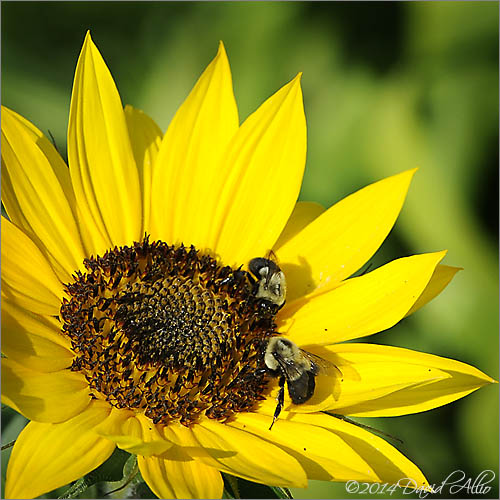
(2, 1), (498, 499)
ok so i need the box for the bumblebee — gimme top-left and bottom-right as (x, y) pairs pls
(248, 251), (286, 314)
(264, 336), (342, 430)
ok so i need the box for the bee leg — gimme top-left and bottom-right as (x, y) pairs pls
(219, 272), (240, 288)
(269, 376), (285, 430)
(218, 275), (234, 287)
(253, 368), (268, 377)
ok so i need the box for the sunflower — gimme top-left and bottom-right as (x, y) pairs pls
(1, 32), (495, 499)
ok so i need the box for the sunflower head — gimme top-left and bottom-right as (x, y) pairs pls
(1, 32), (495, 500)
(61, 236), (283, 426)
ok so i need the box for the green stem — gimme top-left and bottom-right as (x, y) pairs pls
(1, 440), (16, 451)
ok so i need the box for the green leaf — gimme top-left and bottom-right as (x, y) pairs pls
(222, 474), (294, 499)
(102, 454), (139, 497)
(1, 408), (28, 499)
(223, 473), (240, 498)
(269, 486), (294, 499)
(58, 448), (130, 499)
(126, 474), (157, 499)
(223, 487), (235, 499)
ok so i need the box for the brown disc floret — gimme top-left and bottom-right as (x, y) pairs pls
(61, 237), (277, 426)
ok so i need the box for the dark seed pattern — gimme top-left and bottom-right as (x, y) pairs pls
(61, 237), (277, 426)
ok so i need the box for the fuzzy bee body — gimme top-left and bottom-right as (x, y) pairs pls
(264, 336), (342, 429)
(247, 253), (341, 429)
(248, 253), (286, 313)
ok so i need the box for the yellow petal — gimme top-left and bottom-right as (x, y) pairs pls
(276, 169), (417, 301)
(68, 32), (142, 255)
(281, 251), (446, 345)
(274, 201), (325, 251)
(95, 408), (172, 456)
(231, 412), (429, 488)
(275, 412), (427, 489)
(1, 357), (90, 423)
(124, 105), (162, 234)
(231, 412), (374, 482)
(138, 447), (223, 499)
(1, 294), (71, 347)
(2, 299), (73, 372)
(405, 264), (462, 317)
(1, 106), (86, 282)
(1, 217), (63, 316)
(186, 418), (307, 488)
(213, 74), (307, 267)
(5, 400), (114, 499)
(150, 41), (238, 248)
(310, 343), (496, 417)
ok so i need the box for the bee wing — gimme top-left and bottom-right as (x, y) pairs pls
(300, 349), (343, 379)
(273, 354), (304, 381)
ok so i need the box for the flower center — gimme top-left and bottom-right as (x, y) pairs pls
(61, 237), (277, 426)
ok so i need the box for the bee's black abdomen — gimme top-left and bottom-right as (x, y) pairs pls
(288, 371), (316, 404)
(306, 370), (316, 400)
